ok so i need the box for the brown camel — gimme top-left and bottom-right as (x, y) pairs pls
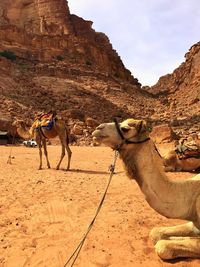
(92, 118), (200, 260)
(13, 117), (72, 170)
(163, 150), (200, 172)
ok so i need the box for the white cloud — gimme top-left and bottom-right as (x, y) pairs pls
(68, 0), (200, 86)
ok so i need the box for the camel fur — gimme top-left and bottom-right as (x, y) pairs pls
(92, 118), (200, 260)
(13, 116), (72, 170)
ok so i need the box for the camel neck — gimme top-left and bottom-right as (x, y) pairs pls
(17, 125), (32, 140)
(119, 140), (197, 220)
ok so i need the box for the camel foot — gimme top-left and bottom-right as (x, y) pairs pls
(56, 166), (59, 170)
(38, 167), (42, 170)
(154, 240), (174, 260)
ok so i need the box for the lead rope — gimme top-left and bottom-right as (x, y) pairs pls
(63, 150), (119, 267)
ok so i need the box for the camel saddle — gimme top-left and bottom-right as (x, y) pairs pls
(175, 141), (200, 160)
(34, 112), (56, 130)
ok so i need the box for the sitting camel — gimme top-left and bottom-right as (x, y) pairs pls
(92, 118), (200, 260)
(163, 137), (200, 172)
(13, 114), (72, 170)
(163, 150), (200, 172)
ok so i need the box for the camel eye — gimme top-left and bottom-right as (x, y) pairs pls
(121, 127), (130, 133)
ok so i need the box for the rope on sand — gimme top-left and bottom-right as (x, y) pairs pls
(63, 150), (119, 267)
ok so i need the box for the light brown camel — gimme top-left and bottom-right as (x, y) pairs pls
(92, 118), (200, 260)
(163, 150), (200, 172)
(13, 117), (72, 170)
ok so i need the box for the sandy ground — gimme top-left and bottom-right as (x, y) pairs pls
(0, 145), (200, 267)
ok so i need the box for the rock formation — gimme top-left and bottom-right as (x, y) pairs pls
(143, 42), (200, 137)
(0, 0), (135, 83)
(0, 0), (199, 145)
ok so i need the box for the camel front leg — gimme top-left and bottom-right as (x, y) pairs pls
(42, 139), (51, 168)
(38, 143), (42, 170)
(155, 237), (200, 260)
(150, 222), (200, 244)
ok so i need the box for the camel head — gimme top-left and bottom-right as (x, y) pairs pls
(12, 119), (26, 128)
(12, 119), (32, 139)
(92, 118), (149, 149)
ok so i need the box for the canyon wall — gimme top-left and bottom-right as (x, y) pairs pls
(0, 0), (136, 83)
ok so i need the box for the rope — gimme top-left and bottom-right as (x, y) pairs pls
(63, 150), (119, 267)
(7, 133), (16, 164)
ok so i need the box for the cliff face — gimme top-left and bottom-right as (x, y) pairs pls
(0, 0), (136, 83)
(0, 0), (72, 35)
(143, 42), (200, 134)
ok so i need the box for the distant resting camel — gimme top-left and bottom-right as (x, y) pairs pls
(92, 118), (200, 260)
(163, 150), (200, 172)
(13, 114), (72, 170)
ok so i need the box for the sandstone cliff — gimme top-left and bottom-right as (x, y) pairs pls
(143, 42), (200, 136)
(0, 0), (136, 83)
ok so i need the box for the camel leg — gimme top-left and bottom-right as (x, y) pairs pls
(38, 142), (42, 170)
(56, 142), (65, 170)
(150, 222), (200, 244)
(65, 135), (72, 170)
(155, 237), (200, 260)
(42, 139), (51, 168)
(56, 132), (72, 170)
(66, 145), (72, 170)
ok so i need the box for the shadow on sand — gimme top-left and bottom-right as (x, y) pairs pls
(59, 168), (124, 175)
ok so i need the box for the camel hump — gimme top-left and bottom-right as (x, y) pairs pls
(34, 111), (57, 129)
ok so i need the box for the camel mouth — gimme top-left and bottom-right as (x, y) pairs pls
(92, 130), (108, 143)
(92, 135), (108, 142)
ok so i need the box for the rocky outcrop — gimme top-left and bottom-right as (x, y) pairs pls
(143, 42), (200, 136)
(0, 0), (72, 35)
(146, 42), (200, 113)
(0, 0), (136, 83)
(150, 124), (178, 144)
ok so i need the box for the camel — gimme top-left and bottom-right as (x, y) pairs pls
(13, 115), (72, 170)
(92, 118), (200, 260)
(163, 150), (200, 172)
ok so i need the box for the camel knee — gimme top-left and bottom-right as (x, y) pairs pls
(154, 240), (174, 260)
(66, 146), (72, 157)
(61, 150), (65, 158)
(150, 227), (166, 244)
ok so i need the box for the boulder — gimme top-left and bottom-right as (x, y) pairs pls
(150, 124), (178, 143)
(72, 124), (84, 135)
(85, 117), (98, 127)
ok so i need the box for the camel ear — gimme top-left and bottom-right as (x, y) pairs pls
(136, 120), (147, 134)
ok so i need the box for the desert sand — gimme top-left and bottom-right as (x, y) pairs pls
(0, 145), (199, 267)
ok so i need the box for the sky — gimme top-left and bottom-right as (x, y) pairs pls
(68, 0), (200, 86)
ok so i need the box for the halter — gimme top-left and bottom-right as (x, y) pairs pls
(113, 118), (150, 149)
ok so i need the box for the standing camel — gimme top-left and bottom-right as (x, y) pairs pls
(92, 118), (200, 260)
(13, 116), (72, 170)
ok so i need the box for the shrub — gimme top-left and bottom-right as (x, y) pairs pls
(86, 60), (92, 66)
(56, 55), (65, 61)
(0, 50), (17, 61)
